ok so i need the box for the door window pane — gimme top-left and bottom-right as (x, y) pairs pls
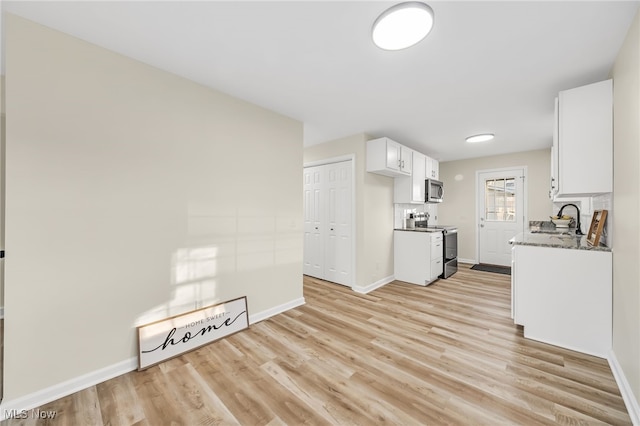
(485, 178), (516, 222)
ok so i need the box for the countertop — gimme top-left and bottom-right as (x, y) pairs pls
(510, 231), (611, 252)
(394, 227), (444, 233)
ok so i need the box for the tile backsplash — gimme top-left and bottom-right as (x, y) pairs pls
(394, 203), (438, 229)
(552, 193), (612, 246)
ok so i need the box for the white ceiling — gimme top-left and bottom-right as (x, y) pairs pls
(3, 1), (638, 161)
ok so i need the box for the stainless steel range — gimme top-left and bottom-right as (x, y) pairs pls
(438, 226), (458, 278)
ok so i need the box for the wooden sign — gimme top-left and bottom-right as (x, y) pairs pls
(587, 209), (608, 246)
(137, 297), (249, 370)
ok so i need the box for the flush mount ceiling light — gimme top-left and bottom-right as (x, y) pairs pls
(372, 2), (435, 50)
(466, 133), (495, 143)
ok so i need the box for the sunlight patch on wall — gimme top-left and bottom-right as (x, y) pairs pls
(135, 245), (220, 326)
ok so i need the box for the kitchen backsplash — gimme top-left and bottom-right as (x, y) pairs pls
(394, 203), (438, 229)
(552, 193), (612, 246)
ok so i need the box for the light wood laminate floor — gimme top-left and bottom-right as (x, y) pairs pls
(2, 264), (631, 425)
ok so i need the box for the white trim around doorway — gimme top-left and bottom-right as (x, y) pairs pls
(475, 166), (528, 264)
(303, 154), (357, 289)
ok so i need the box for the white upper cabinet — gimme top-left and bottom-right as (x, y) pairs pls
(400, 145), (413, 174)
(553, 79), (612, 198)
(426, 156), (439, 180)
(394, 151), (426, 204)
(366, 137), (412, 177)
(549, 97), (559, 199)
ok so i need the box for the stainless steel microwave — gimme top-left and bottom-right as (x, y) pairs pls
(425, 179), (444, 203)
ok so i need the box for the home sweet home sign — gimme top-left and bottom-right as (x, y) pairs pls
(137, 296), (249, 370)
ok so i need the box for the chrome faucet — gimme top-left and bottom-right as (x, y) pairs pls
(557, 203), (583, 235)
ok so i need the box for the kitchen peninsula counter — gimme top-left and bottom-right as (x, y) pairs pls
(510, 231), (611, 252)
(511, 231), (612, 358)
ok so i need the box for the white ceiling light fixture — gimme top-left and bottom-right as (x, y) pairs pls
(466, 133), (495, 143)
(372, 2), (435, 50)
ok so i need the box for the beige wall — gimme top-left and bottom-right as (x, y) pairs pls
(4, 14), (303, 401)
(611, 9), (640, 410)
(304, 134), (395, 289)
(438, 149), (553, 262)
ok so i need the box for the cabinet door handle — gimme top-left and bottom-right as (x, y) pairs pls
(315, 227), (318, 230)
(331, 228), (334, 231)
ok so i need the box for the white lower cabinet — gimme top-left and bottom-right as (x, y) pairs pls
(430, 234), (443, 280)
(394, 231), (443, 286)
(512, 244), (612, 357)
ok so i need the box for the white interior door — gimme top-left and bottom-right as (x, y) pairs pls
(478, 169), (525, 266)
(303, 166), (323, 277)
(303, 160), (353, 286)
(324, 162), (352, 285)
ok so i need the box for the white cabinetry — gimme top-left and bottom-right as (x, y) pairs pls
(366, 137), (412, 177)
(303, 161), (353, 286)
(512, 244), (612, 357)
(394, 151), (426, 204)
(426, 156), (439, 180)
(551, 79), (612, 198)
(400, 145), (413, 174)
(510, 246), (517, 320)
(430, 233), (444, 280)
(394, 231), (442, 286)
(549, 97), (559, 199)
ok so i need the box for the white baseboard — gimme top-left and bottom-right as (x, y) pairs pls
(0, 357), (138, 420)
(352, 275), (394, 294)
(249, 297), (305, 324)
(0, 298), (305, 420)
(608, 350), (640, 425)
(458, 258), (477, 265)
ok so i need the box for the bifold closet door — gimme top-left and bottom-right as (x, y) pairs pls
(323, 161), (352, 285)
(303, 161), (353, 286)
(303, 165), (323, 278)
